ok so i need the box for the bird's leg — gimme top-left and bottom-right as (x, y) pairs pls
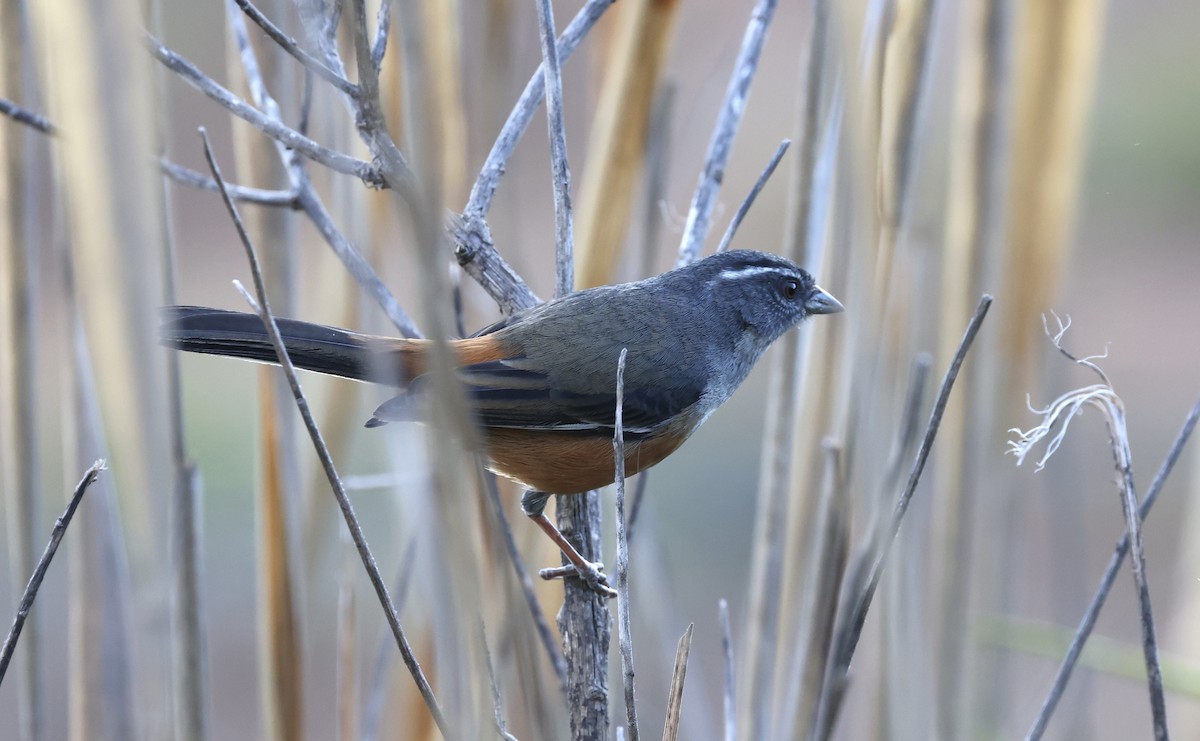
(521, 490), (616, 599)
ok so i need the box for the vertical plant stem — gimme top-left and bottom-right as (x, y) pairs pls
(614, 349), (639, 741)
(1027, 397), (1200, 739)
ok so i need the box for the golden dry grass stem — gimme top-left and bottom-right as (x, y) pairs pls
(224, 9), (308, 738)
(420, 0), (468, 204)
(661, 623), (694, 741)
(256, 379), (305, 741)
(573, 0), (680, 288)
(1001, 0), (1104, 394)
(30, 0), (175, 736)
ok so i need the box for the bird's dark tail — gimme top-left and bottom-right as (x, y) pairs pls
(162, 306), (413, 386)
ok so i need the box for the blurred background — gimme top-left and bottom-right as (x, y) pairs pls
(2, 0), (1198, 739)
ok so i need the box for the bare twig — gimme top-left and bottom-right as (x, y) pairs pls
(480, 626), (519, 741)
(613, 349), (639, 741)
(448, 214), (541, 315)
(0, 97), (56, 135)
(662, 623), (695, 741)
(715, 138), (790, 253)
(480, 471), (568, 689)
(464, 0), (617, 218)
(534, 0), (575, 295)
(233, 0), (358, 96)
(198, 130), (451, 738)
(818, 295), (992, 737)
(147, 34), (383, 186)
(221, 8), (421, 338)
(0, 461), (105, 688)
(159, 159), (300, 207)
(1026, 395), (1200, 738)
(719, 599), (736, 741)
(677, 0), (779, 266)
(625, 473), (651, 545)
(370, 0), (392, 71)
(295, 187), (422, 337)
(359, 538), (418, 741)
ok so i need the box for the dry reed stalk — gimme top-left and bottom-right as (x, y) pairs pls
(421, 0), (468, 203)
(32, 0), (175, 735)
(573, 0), (679, 288)
(933, 0), (1009, 736)
(660, 623), (694, 741)
(1, 2), (46, 738)
(740, 2), (828, 737)
(392, 0), (496, 731)
(225, 5), (305, 738)
(1001, 0), (1104, 394)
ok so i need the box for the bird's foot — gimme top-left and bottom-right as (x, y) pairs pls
(539, 561), (617, 599)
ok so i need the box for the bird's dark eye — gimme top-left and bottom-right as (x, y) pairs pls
(781, 278), (800, 300)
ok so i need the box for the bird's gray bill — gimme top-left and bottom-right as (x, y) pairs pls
(805, 286), (844, 315)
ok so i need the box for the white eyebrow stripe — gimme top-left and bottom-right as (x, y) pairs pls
(717, 266), (795, 281)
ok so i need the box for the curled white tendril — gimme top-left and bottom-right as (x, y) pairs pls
(1007, 312), (1126, 471)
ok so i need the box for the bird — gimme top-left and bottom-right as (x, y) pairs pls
(163, 249), (843, 595)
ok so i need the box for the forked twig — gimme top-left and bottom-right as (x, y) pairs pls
(146, 34), (383, 186)
(232, 0), (358, 96)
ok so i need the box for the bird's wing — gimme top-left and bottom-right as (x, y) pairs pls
(461, 359), (699, 436)
(369, 357), (700, 436)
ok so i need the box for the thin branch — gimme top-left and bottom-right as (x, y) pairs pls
(533, 0), (575, 296)
(1026, 395), (1200, 739)
(677, 0), (779, 266)
(233, 0), (359, 96)
(480, 470), (568, 690)
(614, 349), (640, 741)
(464, 0), (617, 218)
(0, 461), (105, 688)
(448, 214), (541, 314)
(370, 0), (392, 70)
(159, 159), (300, 207)
(662, 623), (695, 741)
(715, 138), (790, 253)
(198, 129), (451, 738)
(146, 34), (384, 187)
(359, 538), (418, 741)
(223, 7), (421, 338)
(720, 599), (736, 741)
(0, 97), (56, 135)
(480, 626), (519, 741)
(294, 187), (422, 337)
(820, 295), (992, 736)
(625, 472), (651, 545)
